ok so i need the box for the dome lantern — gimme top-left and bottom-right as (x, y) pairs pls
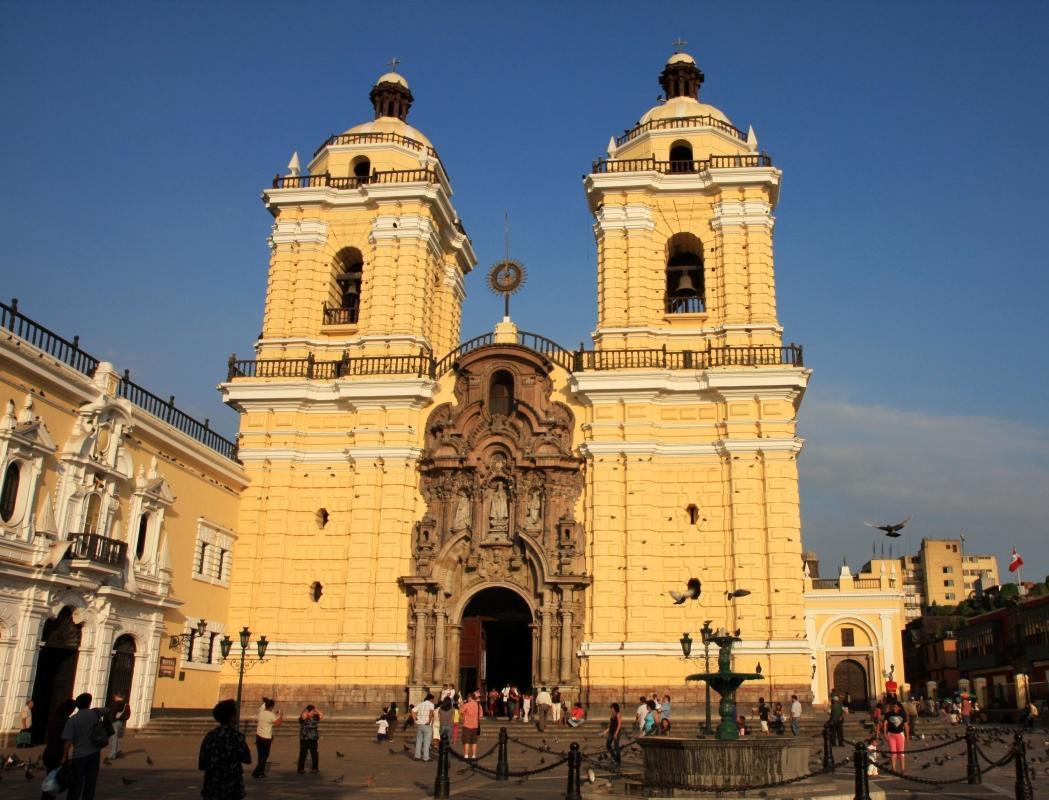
(659, 51), (704, 101)
(369, 62), (414, 121)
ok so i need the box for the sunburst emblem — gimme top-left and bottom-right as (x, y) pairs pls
(487, 259), (526, 296)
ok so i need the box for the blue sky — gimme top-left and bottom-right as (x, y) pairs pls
(2, 1), (1046, 579)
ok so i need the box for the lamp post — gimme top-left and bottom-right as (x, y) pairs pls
(169, 618), (208, 653)
(679, 621), (716, 737)
(219, 626), (269, 727)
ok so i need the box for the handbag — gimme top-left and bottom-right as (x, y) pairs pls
(91, 710), (114, 747)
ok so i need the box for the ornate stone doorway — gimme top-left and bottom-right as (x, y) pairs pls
(30, 606), (82, 743)
(401, 345), (589, 699)
(459, 587), (533, 694)
(831, 656), (871, 711)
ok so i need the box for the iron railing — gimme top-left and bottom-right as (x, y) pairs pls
(312, 131), (440, 161)
(67, 532), (127, 567)
(591, 152), (773, 175)
(322, 305), (359, 325)
(271, 168), (439, 190)
(1, 299), (237, 461)
(853, 578), (882, 589)
(0, 298), (99, 376)
(230, 342), (803, 382)
(810, 578), (840, 590)
(615, 114), (747, 146)
(665, 296), (705, 314)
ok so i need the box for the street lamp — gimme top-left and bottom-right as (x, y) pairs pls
(678, 622), (715, 736)
(219, 626), (270, 727)
(169, 618), (208, 653)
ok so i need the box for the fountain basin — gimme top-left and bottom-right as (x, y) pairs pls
(638, 736), (811, 794)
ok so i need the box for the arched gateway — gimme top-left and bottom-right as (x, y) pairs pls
(400, 345), (589, 698)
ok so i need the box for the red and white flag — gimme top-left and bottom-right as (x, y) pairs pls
(1009, 548), (1024, 573)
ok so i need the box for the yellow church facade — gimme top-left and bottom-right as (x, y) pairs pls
(219, 52), (905, 711)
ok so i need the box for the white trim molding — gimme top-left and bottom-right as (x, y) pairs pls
(268, 219), (329, 248)
(264, 641), (410, 657)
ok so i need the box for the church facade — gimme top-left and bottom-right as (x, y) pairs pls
(220, 53), (902, 709)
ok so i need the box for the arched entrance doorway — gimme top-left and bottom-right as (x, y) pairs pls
(30, 606), (83, 743)
(105, 634), (136, 708)
(832, 658), (870, 711)
(460, 588), (533, 696)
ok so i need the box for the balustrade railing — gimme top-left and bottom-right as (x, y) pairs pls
(271, 168), (439, 190)
(810, 578), (840, 590)
(2, 299), (236, 461)
(665, 296), (706, 314)
(312, 131), (440, 160)
(67, 532), (127, 566)
(592, 152), (773, 175)
(322, 305), (359, 325)
(615, 114), (747, 146)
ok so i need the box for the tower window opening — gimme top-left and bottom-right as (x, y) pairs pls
(488, 370), (514, 416)
(310, 581), (323, 602)
(329, 247), (364, 325)
(0, 461), (20, 523)
(316, 508), (329, 529)
(669, 141), (694, 173)
(686, 504), (699, 525)
(351, 157), (371, 180)
(665, 233), (705, 314)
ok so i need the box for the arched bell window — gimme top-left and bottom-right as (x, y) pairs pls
(83, 493), (103, 535)
(665, 233), (705, 314)
(351, 157), (371, 180)
(327, 246), (364, 325)
(488, 370), (514, 416)
(669, 140), (694, 173)
(0, 461), (20, 523)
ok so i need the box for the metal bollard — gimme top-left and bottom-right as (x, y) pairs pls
(565, 741), (582, 800)
(495, 727), (509, 781)
(1013, 732), (1033, 800)
(433, 735), (450, 799)
(965, 724), (981, 784)
(853, 739), (870, 800)
(822, 724), (835, 772)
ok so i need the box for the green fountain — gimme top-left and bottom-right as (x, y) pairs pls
(685, 628), (762, 741)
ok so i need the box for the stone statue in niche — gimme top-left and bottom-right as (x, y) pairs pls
(488, 482), (509, 537)
(525, 490), (542, 529)
(451, 490), (472, 534)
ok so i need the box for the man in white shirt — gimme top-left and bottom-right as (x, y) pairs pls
(635, 695), (649, 731)
(790, 694), (802, 737)
(412, 693), (436, 762)
(535, 687), (552, 731)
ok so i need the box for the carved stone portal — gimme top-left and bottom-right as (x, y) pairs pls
(401, 345), (589, 690)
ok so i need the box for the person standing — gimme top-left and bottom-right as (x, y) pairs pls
(108, 692), (131, 760)
(438, 697), (454, 744)
(757, 697), (770, 734)
(828, 694), (845, 746)
(635, 695), (649, 732)
(40, 699), (76, 800)
(385, 700), (399, 740)
(880, 699), (909, 774)
(62, 693), (108, 800)
(959, 693), (972, 727)
(508, 685), (520, 721)
(460, 691), (482, 760)
(18, 700), (33, 747)
(296, 704), (322, 774)
(790, 694), (802, 737)
(550, 687), (562, 725)
(535, 686), (552, 731)
(412, 693), (435, 762)
(603, 703), (622, 766)
(199, 699), (251, 800)
(251, 698), (282, 779)
(661, 695), (671, 722)
(521, 691), (532, 724)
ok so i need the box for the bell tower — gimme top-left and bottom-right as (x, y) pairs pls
(586, 51), (780, 353)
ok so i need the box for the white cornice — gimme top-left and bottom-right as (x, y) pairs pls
(255, 333), (434, 354)
(592, 323), (784, 339)
(264, 640), (410, 657)
(268, 218), (329, 248)
(592, 203), (655, 235)
(443, 264), (466, 302)
(569, 367), (811, 403)
(711, 199), (775, 230)
(220, 377), (437, 414)
(585, 166), (782, 209)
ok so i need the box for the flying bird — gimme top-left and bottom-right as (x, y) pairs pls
(726, 589), (751, 601)
(670, 578), (702, 604)
(864, 516), (911, 538)
(121, 777), (138, 785)
(146, 755), (154, 766)
(335, 750), (345, 758)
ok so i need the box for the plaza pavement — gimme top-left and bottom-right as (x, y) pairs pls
(0, 724), (1041, 799)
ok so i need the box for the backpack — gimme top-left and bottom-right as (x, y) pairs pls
(91, 710), (115, 747)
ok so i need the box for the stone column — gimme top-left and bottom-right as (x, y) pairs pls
(446, 624), (461, 689)
(432, 610), (446, 685)
(411, 610), (428, 684)
(560, 609), (574, 684)
(540, 609), (553, 684)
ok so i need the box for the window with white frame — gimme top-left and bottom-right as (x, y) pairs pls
(192, 519), (235, 586)
(181, 616), (225, 670)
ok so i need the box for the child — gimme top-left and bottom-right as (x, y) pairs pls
(737, 715), (748, 737)
(376, 714), (390, 743)
(866, 734), (879, 776)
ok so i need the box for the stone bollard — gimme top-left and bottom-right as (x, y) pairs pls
(1013, 732), (1033, 800)
(853, 740), (870, 800)
(495, 727), (509, 781)
(565, 741), (582, 800)
(965, 724), (981, 784)
(822, 724), (835, 773)
(433, 735), (450, 799)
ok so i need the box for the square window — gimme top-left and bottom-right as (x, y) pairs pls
(841, 627), (855, 647)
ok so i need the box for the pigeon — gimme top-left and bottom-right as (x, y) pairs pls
(336, 750), (345, 758)
(121, 777), (137, 785)
(726, 589), (751, 600)
(670, 578), (702, 604)
(331, 775), (344, 784)
(864, 516), (911, 538)
(146, 755), (154, 766)
(587, 767), (596, 783)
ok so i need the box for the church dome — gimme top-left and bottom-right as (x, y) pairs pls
(342, 115), (434, 150)
(375, 71), (409, 89)
(637, 52), (734, 128)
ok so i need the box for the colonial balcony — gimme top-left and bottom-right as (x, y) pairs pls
(271, 167), (440, 190)
(66, 532), (127, 568)
(615, 114), (747, 146)
(226, 339), (803, 382)
(809, 576), (887, 591)
(591, 152), (773, 175)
